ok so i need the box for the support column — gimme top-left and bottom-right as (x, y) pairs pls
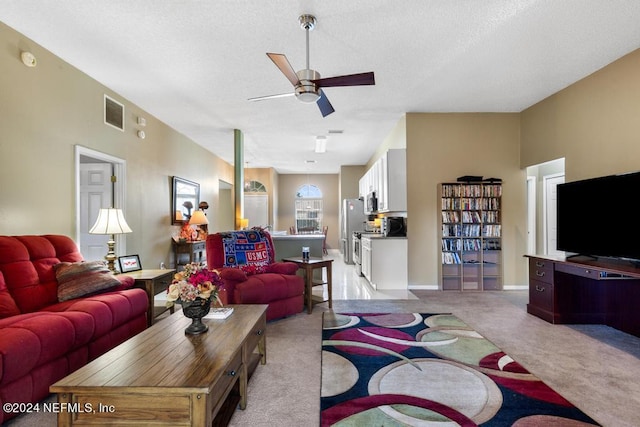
(234, 129), (244, 230)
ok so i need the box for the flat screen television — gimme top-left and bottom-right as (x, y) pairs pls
(556, 171), (640, 261)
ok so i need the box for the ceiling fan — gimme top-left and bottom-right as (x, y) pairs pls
(248, 14), (375, 117)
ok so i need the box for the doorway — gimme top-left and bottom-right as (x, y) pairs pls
(74, 146), (127, 260)
(526, 158), (565, 257)
(217, 180), (234, 232)
(544, 173), (565, 257)
(244, 194), (269, 228)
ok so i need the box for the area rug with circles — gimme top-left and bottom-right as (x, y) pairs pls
(321, 312), (600, 426)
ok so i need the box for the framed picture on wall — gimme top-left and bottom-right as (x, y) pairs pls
(118, 255), (142, 273)
(172, 176), (200, 224)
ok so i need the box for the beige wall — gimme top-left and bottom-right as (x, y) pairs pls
(405, 113), (526, 288)
(277, 174), (339, 250)
(521, 49), (640, 180)
(339, 165), (365, 202)
(366, 115), (407, 169)
(5, 18), (640, 286)
(0, 22), (234, 268)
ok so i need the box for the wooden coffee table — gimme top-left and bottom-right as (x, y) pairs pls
(50, 304), (267, 426)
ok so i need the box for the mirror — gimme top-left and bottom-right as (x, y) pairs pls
(172, 176), (200, 224)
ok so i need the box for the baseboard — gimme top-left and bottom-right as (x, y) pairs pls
(408, 285), (529, 291)
(408, 285), (439, 290)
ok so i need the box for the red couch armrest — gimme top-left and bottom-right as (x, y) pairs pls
(219, 268), (247, 282)
(217, 268), (248, 305)
(267, 262), (300, 275)
(113, 274), (135, 291)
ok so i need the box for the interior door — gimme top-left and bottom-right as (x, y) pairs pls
(526, 176), (536, 255)
(217, 180), (234, 232)
(544, 174), (565, 256)
(244, 194), (269, 228)
(80, 163), (113, 260)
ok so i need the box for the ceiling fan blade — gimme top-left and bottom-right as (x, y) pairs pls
(316, 90), (335, 117)
(248, 92), (295, 102)
(313, 71), (375, 88)
(266, 53), (300, 86)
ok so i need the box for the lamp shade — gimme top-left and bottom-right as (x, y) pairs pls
(240, 218), (249, 228)
(189, 210), (209, 226)
(89, 208), (132, 235)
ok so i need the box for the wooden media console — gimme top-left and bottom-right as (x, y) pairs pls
(526, 255), (640, 337)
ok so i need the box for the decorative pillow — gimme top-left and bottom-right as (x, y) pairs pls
(55, 261), (122, 302)
(221, 230), (273, 270)
(0, 273), (20, 318)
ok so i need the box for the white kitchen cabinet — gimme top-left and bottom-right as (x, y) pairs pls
(362, 235), (408, 290)
(359, 149), (407, 214)
(378, 149), (406, 212)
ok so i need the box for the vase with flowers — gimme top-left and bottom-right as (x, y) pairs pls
(166, 262), (224, 335)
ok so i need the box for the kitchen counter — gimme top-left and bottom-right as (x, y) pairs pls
(272, 234), (324, 280)
(271, 234), (325, 241)
(363, 234), (407, 239)
(272, 234), (324, 258)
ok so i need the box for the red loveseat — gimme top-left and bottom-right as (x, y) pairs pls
(206, 229), (304, 321)
(0, 235), (148, 424)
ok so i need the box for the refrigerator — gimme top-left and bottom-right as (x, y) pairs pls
(341, 198), (366, 264)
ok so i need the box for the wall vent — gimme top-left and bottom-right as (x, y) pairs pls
(104, 94), (124, 131)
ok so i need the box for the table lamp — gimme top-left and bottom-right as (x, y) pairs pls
(240, 218), (249, 230)
(89, 208), (133, 272)
(189, 209), (209, 239)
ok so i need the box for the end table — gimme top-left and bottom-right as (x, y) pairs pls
(172, 239), (206, 269)
(282, 257), (333, 314)
(126, 269), (176, 325)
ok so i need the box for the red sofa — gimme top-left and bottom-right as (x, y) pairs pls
(0, 235), (148, 424)
(206, 229), (304, 321)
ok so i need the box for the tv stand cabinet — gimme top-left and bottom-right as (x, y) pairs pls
(526, 255), (640, 337)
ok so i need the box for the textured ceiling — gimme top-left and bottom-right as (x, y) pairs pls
(2, 1), (640, 173)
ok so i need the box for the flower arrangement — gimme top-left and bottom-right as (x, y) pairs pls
(166, 262), (224, 308)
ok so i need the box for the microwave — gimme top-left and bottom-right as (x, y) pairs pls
(366, 192), (378, 213)
(382, 217), (407, 237)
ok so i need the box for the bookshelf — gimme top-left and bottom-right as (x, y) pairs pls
(439, 181), (502, 291)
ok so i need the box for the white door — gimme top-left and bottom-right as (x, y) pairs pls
(526, 176), (536, 255)
(544, 174), (565, 256)
(80, 163), (113, 260)
(244, 194), (269, 228)
(217, 180), (234, 232)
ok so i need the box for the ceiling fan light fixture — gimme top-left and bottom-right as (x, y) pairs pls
(296, 90), (320, 103)
(295, 69), (321, 103)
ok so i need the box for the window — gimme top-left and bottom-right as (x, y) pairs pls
(244, 180), (267, 193)
(295, 184), (323, 233)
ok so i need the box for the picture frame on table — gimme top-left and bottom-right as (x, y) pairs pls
(118, 254), (142, 273)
